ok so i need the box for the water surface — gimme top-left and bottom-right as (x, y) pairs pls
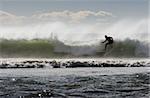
(0, 67), (149, 98)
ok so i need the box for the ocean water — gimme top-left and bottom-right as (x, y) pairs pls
(0, 58), (149, 98)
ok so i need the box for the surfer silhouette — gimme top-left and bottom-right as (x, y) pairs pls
(102, 35), (113, 51)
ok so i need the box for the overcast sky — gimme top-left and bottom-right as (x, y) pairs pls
(0, 0), (149, 44)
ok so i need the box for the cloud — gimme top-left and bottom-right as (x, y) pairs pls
(0, 10), (114, 25)
(0, 10), (26, 25)
(0, 10), (16, 19)
(32, 10), (114, 23)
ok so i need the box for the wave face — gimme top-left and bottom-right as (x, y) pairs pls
(0, 38), (149, 57)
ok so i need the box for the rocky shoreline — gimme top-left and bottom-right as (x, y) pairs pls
(0, 59), (150, 68)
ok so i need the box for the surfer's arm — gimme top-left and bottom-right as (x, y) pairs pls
(102, 39), (107, 43)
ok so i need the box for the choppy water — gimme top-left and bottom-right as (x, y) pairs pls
(1, 58), (150, 68)
(0, 67), (149, 98)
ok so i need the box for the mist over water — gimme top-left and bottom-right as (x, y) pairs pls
(0, 18), (149, 44)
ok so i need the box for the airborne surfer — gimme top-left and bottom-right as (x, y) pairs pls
(102, 35), (114, 51)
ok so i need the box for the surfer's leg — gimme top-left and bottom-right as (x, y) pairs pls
(105, 43), (109, 51)
(109, 41), (113, 48)
(110, 43), (113, 48)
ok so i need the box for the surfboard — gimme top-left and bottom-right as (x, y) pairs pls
(96, 51), (106, 56)
(104, 48), (113, 56)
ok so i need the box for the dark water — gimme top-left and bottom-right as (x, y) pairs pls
(0, 68), (149, 98)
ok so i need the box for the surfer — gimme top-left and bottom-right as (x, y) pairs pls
(102, 35), (113, 51)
